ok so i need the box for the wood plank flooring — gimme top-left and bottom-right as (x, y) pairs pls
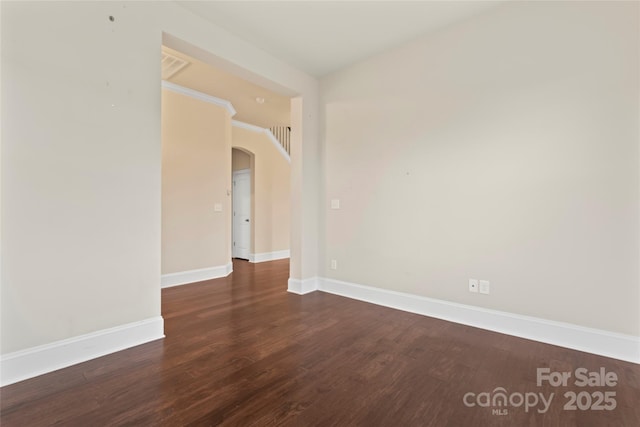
(1, 259), (639, 426)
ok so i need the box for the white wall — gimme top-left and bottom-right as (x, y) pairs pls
(321, 1), (639, 336)
(1, 0), (319, 361)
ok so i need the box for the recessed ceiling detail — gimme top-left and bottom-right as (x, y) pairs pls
(161, 51), (189, 80)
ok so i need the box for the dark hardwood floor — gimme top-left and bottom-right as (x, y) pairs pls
(1, 259), (639, 426)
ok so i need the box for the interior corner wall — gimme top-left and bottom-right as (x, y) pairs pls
(161, 89), (231, 274)
(232, 128), (290, 255)
(320, 1), (639, 336)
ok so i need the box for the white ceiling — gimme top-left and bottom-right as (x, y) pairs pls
(176, 1), (503, 77)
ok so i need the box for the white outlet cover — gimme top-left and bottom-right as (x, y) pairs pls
(469, 279), (478, 293)
(330, 199), (340, 209)
(214, 203), (222, 212)
(330, 259), (338, 270)
(479, 280), (490, 294)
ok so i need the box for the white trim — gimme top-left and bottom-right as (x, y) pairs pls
(249, 250), (290, 263)
(317, 277), (640, 364)
(0, 316), (164, 387)
(231, 119), (264, 133)
(232, 120), (290, 163)
(161, 81), (236, 116)
(265, 130), (291, 163)
(287, 277), (319, 295)
(161, 263), (233, 288)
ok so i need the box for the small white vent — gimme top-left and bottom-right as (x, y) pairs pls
(161, 52), (189, 80)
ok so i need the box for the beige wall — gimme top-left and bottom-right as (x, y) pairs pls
(161, 10), (320, 284)
(321, 1), (639, 335)
(233, 128), (290, 255)
(1, 2), (162, 353)
(1, 0), (319, 356)
(232, 148), (251, 171)
(161, 89), (231, 274)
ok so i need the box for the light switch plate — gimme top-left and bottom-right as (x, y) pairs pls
(330, 199), (340, 209)
(214, 203), (222, 212)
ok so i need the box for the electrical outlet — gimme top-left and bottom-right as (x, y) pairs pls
(331, 259), (338, 270)
(469, 279), (478, 293)
(479, 280), (490, 295)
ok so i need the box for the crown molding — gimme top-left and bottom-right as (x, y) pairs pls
(161, 80), (236, 117)
(162, 83), (290, 162)
(231, 119), (264, 133)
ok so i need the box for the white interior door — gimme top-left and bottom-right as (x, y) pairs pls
(232, 170), (251, 259)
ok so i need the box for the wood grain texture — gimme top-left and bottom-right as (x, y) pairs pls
(1, 259), (639, 426)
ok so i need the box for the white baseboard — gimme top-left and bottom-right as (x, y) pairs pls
(316, 277), (640, 364)
(161, 263), (233, 288)
(0, 316), (165, 387)
(288, 277), (319, 295)
(249, 250), (290, 263)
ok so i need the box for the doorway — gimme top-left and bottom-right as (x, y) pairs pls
(161, 35), (300, 285)
(232, 169), (251, 260)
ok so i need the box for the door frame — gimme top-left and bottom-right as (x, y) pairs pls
(232, 168), (251, 259)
